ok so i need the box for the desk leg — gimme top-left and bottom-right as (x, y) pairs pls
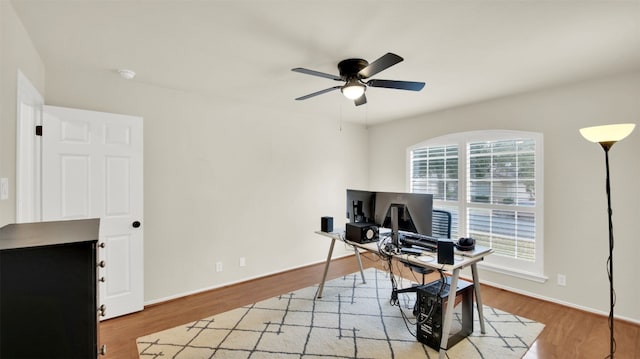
(316, 237), (336, 299)
(438, 268), (460, 359)
(471, 263), (486, 334)
(354, 247), (366, 284)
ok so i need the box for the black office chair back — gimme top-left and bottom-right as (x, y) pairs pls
(432, 209), (452, 239)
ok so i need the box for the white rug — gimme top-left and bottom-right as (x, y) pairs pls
(137, 269), (543, 358)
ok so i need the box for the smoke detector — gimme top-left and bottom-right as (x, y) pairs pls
(118, 69), (136, 80)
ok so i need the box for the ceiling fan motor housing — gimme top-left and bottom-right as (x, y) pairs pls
(338, 58), (369, 79)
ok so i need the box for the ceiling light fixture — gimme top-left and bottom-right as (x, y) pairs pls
(341, 79), (366, 100)
(118, 69), (136, 80)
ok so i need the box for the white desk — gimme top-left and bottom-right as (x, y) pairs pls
(315, 230), (492, 359)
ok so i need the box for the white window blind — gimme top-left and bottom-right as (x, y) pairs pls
(408, 131), (544, 279)
(410, 144), (458, 201)
(467, 139), (536, 261)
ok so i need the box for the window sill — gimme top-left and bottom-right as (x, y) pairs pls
(477, 262), (548, 283)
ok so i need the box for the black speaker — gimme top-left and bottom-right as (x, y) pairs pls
(321, 216), (333, 232)
(437, 239), (454, 264)
(345, 222), (378, 243)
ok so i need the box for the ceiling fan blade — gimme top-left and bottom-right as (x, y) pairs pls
(354, 94), (367, 106)
(358, 53), (403, 79)
(367, 79), (425, 91)
(295, 86), (341, 101)
(291, 67), (342, 81)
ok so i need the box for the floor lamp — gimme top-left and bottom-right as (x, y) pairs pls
(579, 123), (636, 359)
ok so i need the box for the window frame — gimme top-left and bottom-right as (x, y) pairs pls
(407, 130), (546, 282)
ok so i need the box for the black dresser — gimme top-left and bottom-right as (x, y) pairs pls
(0, 219), (104, 358)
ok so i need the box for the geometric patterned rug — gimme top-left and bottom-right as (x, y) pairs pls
(137, 268), (544, 358)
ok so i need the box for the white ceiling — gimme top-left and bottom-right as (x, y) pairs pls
(11, 0), (640, 125)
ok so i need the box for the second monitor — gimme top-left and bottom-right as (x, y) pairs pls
(346, 189), (376, 224)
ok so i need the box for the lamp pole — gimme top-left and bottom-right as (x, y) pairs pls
(601, 142), (615, 359)
(580, 123), (635, 359)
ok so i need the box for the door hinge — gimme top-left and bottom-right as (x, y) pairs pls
(35, 125), (43, 136)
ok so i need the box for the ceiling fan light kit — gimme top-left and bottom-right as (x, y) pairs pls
(292, 52), (425, 106)
(341, 80), (366, 100)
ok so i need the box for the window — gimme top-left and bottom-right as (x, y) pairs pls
(408, 131), (545, 281)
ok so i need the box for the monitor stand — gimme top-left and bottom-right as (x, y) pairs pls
(390, 205), (400, 250)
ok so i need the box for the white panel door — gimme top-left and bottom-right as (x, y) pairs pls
(42, 105), (143, 320)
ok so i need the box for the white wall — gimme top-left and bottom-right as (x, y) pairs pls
(368, 72), (640, 322)
(0, 1), (45, 227)
(42, 65), (369, 302)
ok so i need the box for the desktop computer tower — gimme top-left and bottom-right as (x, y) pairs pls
(416, 277), (474, 350)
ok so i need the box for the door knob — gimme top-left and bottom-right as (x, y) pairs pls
(132, 221), (141, 228)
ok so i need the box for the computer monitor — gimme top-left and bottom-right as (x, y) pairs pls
(346, 189), (376, 223)
(374, 191), (433, 246)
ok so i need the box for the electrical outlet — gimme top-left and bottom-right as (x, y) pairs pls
(557, 274), (566, 286)
(216, 261), (223, 272)
(239, 257), (246, 267)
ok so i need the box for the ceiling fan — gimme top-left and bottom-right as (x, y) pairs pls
(291, 52), (425, 106)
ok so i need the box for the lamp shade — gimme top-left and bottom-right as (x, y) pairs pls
(341, 80), (366, 100)
(579, 123), (636, 143)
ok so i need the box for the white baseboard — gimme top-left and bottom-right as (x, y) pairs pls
(475, 276), (640, 326)
(144, 252), (354, 307)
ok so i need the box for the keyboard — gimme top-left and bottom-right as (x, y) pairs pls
(400, 232), (438, 244)
(400, 247), (424, 255)
(399, 233), (438, 251)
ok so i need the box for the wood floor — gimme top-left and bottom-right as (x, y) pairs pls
(101, 254), (639, 358)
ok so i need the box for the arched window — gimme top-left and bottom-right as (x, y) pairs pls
(408, 130), (545, 281)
